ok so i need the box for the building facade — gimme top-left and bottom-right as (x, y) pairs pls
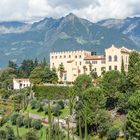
(50, 44), (132, 82)
(13, 78), (31, 90)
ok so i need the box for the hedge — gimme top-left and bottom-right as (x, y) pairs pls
(33, 85), (69, 100)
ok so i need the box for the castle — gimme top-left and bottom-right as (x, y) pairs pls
(50, 44), (132, 82)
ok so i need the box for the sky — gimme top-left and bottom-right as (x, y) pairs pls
(0, 0), (140, 22)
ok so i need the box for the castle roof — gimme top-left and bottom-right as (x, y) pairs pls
(13, 78), (30, 83)
(84, 55), (105, 60)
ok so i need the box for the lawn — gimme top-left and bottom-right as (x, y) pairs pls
(0, 121), (47, 140)
(25, 105), (70, 119)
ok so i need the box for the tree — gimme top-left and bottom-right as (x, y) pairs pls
(107, 127), (119, 140)
(18, 59), (35, 78)
(90, 70), (98, 79)
(43, 105), (48, 114)
(67, 87), (75, 115)
(74, 74), (93, 94)
(121, 58), (125, 75)
(31, 120), (42, 130)
(128, 51), (140, 90)
(16, 115), (23, 127)
(58, 63), (65, 82)
(0, 67), (16, 89)
(25, 129), (38, 140)
(8, 60), (17, 72)
(42, 65), (58, 84)
(30, 99), (37, 109)
(30, 65), (44, 84)
(10, 112), (19, 125)
(75, 87), (110, 137)
(52, 104), (61, 116)
(126, 91), (140, 139)
(23, 117), (32, 128)
(5, 126), (16, 140)
(0, 130), (6, 139)
(34, 58), (38, 67)
(100, 70), (126, 109)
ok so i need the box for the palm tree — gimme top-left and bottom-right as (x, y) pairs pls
(58, 63), (65, 82)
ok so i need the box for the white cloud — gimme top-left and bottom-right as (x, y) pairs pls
(0, 0), (140, 22)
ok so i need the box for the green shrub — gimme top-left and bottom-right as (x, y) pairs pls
(107, 127), (119, 140)
(43, 105), (48, 114)
(0, 130), (6, 139)
(35, 101), (44, 112)
(5, 126), (16, 140)
(33, 86), (69, 100)
(25, 129), (38, 140)
(30, 99), (37, 109)
(16, 115), (24, 127)
(52, 104), (61, 116)
(23, 117), (32, 128)
(10, 112), (19, 125)
(57, 100), (65, 109)
(31, 119), (42, 130)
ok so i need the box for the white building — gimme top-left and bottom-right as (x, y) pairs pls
(13, 78), (31, 90)
(50, 44), (133, 82)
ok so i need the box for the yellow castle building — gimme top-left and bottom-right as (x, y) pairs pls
(50, 44), (132, 82)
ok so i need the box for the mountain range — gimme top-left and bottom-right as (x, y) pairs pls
(0, 13), (140, 67)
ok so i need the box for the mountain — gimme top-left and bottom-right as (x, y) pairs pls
(0, 13), (138, 67)
(97, 17), (140, 46)
(0, 21), (31, 34)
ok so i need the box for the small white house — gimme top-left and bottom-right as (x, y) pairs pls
(13, 78), (31, 90)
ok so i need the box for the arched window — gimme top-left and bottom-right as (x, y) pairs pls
(109, 56), (112, 62)
(114, 55), (118, 61)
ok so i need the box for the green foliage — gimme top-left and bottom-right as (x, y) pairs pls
(42, 65), (58, 84)
(126, 90), (140, 139)
(35, 101), (44, 112)
(75, 87), (110, 137)
(58, 63), (65, 81)
(43, 105), (48, 114)
(16, 115), (24, 127)
(30, 64), (58, 85)
(117, 92), (130, 114)
(121, 58), (125, 75)
(31, 119), (42, 130)
(30, 65), (44, 84)
(128, 51), (140, 90)
(10, 112), (19, 125)
(18, 59), (35, 78)
(90, 70), (98, 79)
(74, 74), (93, 94)
(107, 127), (119, 140)
(100, 70), (126, 109)
(0, 129), (6, 139)
(128, 90), (140, 110)
(23, 117), (32, 128)
(0, 67), (16, 90)
(0, 88), (14, 99)
(57, 100), (65, 109)
(25, 129), (38, 140)
(5, 126), (16, 140)
(52, 104), (61, 116)
(126, 109), (140, 139)
(33, 85), (69, 100)
(30, 99), (37, 109)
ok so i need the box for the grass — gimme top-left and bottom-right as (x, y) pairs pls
(0, 121), (47, 140)
(25, 105), (70, 119)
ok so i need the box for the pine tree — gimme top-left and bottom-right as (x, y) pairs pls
(58, 63), (65, 82)
(121, 58), (125, 75)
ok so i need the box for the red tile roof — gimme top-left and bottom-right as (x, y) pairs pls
(84, 55), (105, 60)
